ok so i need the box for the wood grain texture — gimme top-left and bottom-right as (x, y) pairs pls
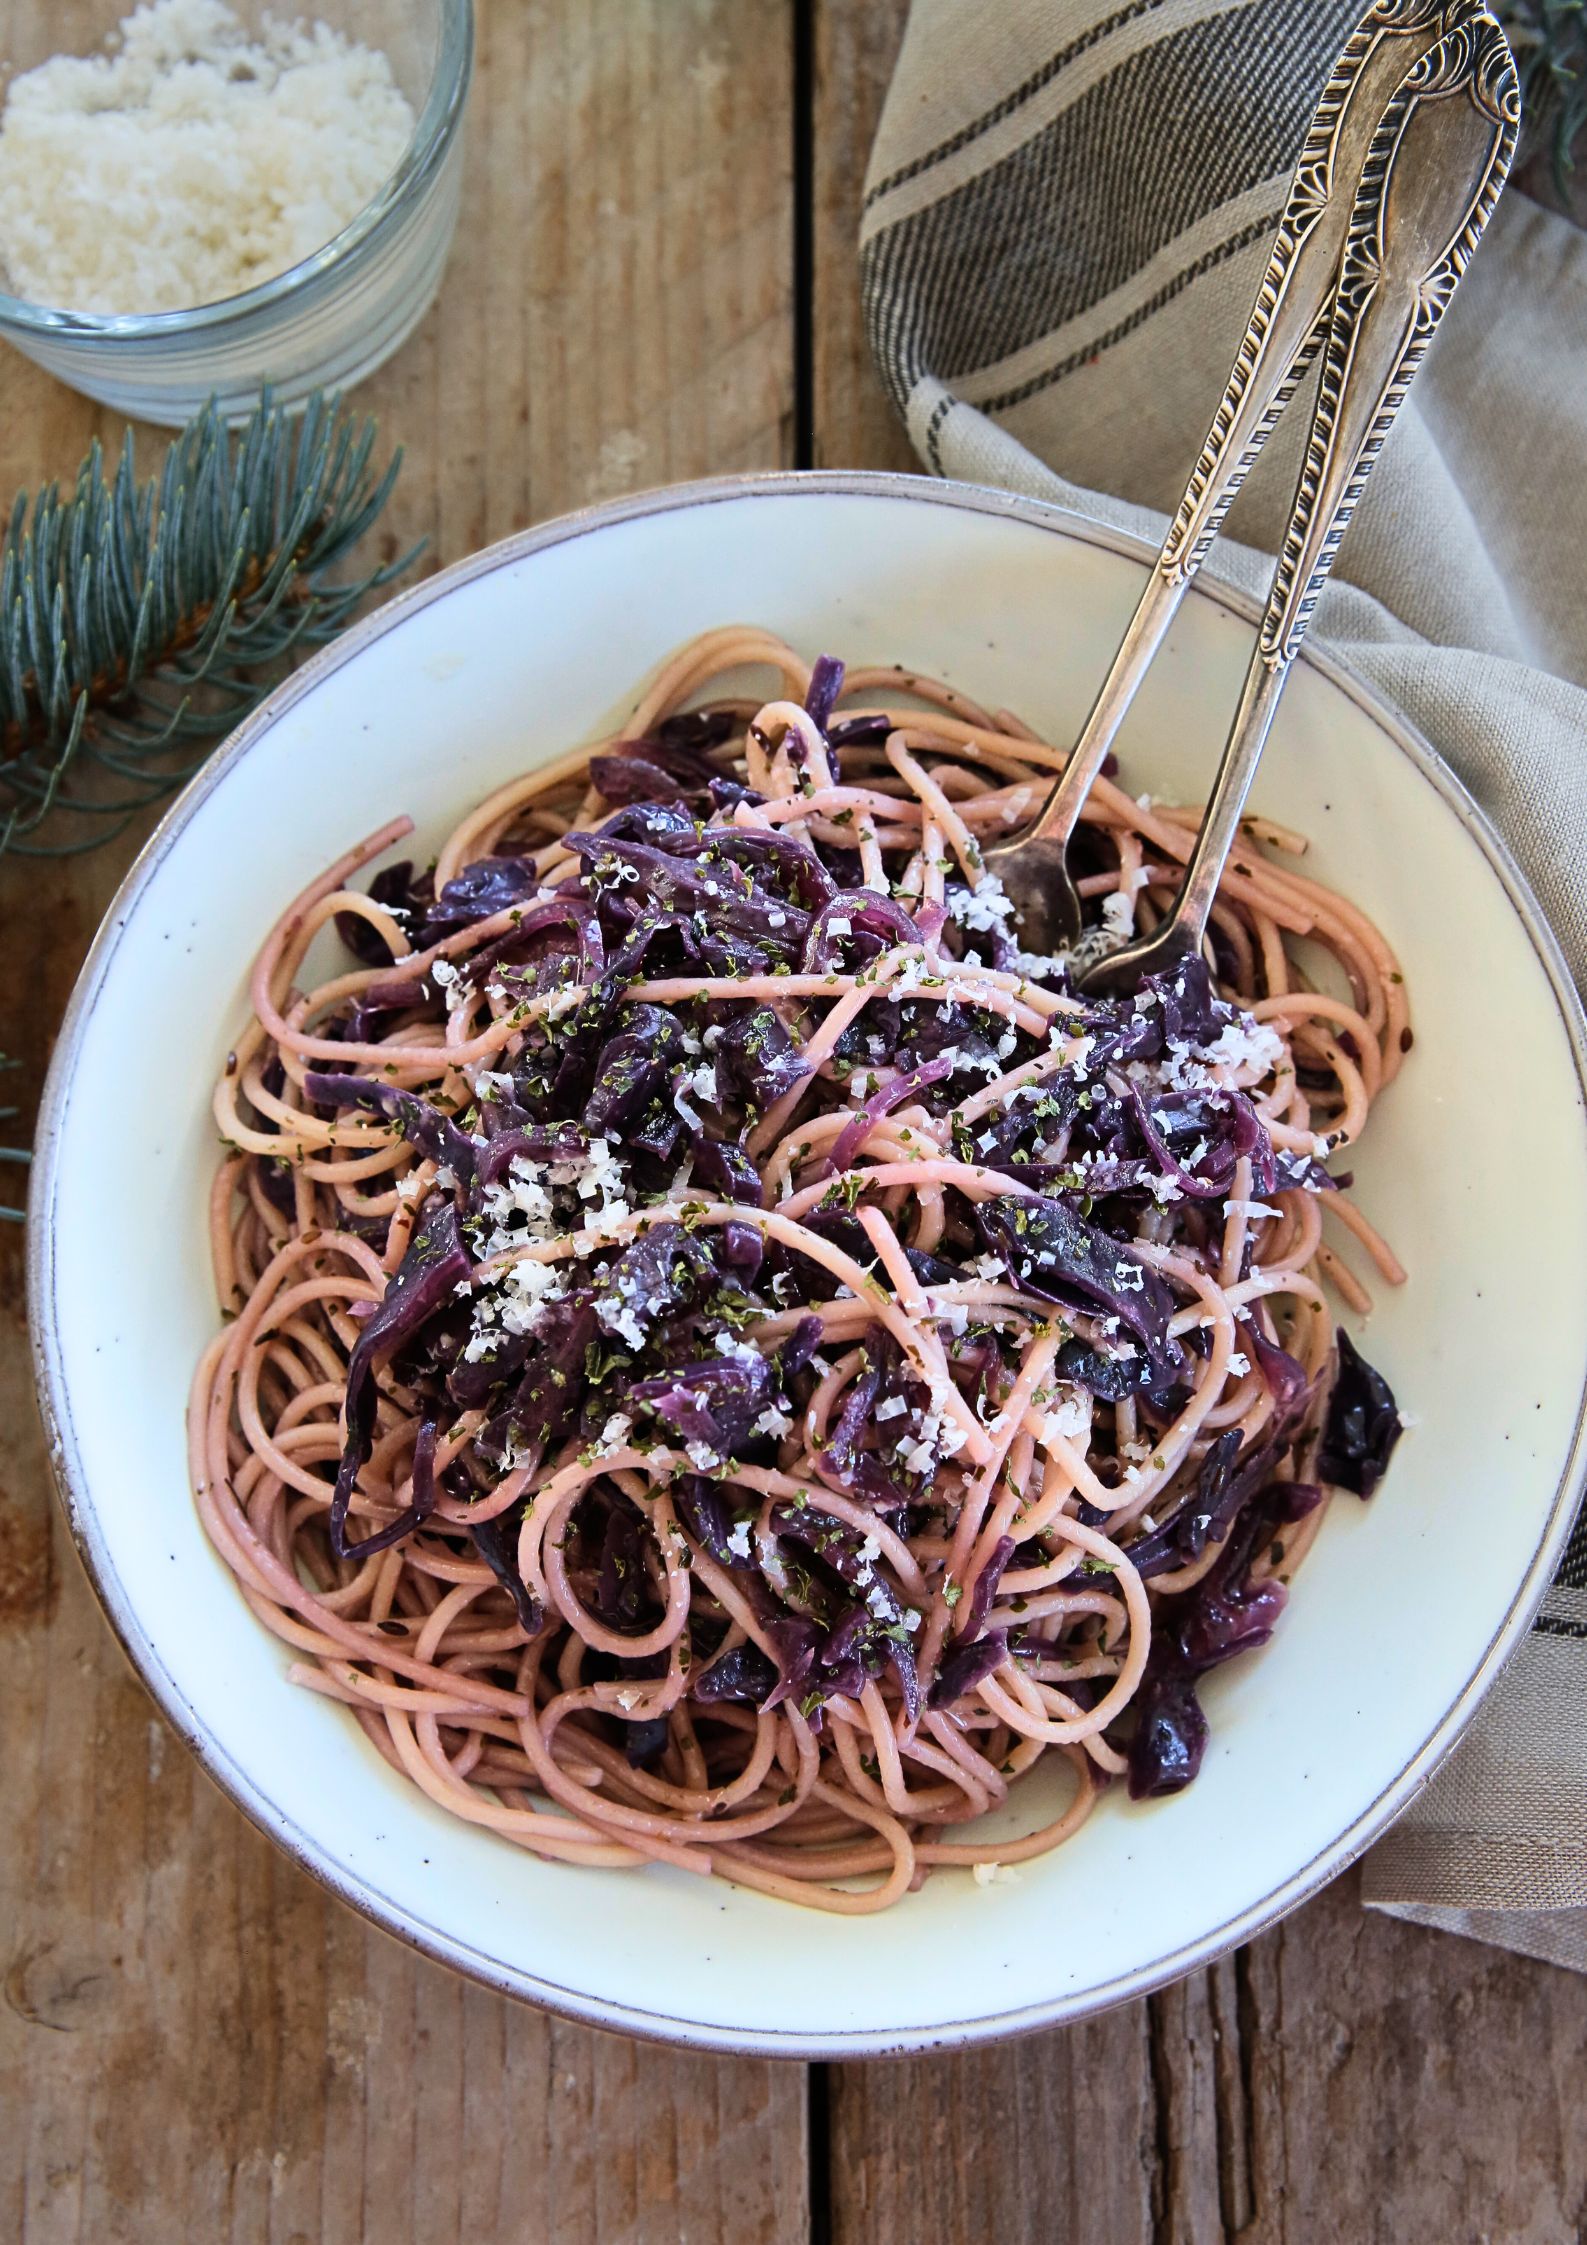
(0, 6), (805, 2242)
(6, 3), (1587, 2241)
(826, 1844), (1587, 2244)
(809, 0), (916, 475)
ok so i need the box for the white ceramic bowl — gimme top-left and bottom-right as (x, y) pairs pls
(29, 474), (1587, 2056)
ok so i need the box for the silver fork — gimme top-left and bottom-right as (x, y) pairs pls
(984, 0), (1498, 958)
(1077, 6), (1517, 996)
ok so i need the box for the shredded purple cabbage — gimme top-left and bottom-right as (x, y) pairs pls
(629, 1355), (775, 1457)
(976, 1195), (1181, 1377)
(333, 860), (432, 968)
(469, 1506), (543, 1636)
(1317, 1330), (1402, 1496)
(1126, 1476), (1325, 1796)
(929, 1628), (1010, 1708)
(694, 1641), (779, 1704)
(301, 658), (1394, 1786)
(329, 1205), (469, 1559)
(304, 1071), (479, 1182)
(805, 654), (846, 734)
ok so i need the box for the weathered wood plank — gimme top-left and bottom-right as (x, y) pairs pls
(828, 2007), (1158, 2245)
(0, 6), (805, 2241)
(828, 1870), (1587, 2245)
(810, 0), (916, 476)
(1238, 1872), (1587, 2245)
(12, 4), (1587, 2238)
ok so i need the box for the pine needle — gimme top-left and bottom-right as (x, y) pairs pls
(0, 388), (419, 858)
(0, 389), (418, 1214)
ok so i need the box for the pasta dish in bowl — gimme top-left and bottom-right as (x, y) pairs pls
(197, 625), (1406, 1911)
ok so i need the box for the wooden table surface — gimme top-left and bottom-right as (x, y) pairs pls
(3, 6), (1585, 2239)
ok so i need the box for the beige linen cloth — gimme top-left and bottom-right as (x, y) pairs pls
(862, 0), (1587, 1969)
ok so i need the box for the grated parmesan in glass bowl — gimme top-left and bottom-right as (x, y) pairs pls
(0, 0), (471, 423)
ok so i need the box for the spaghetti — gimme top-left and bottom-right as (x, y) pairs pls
(192, 626), (1406, 1911)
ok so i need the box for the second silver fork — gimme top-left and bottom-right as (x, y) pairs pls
(984, 0), (1509, 965)
(1080, 8), (1517, 996)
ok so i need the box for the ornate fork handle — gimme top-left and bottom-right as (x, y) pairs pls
(1160, 0), (1455, 587)
(987, 0), (1465, 949)
(1079, 8), (1518, 997)
(1260, 15), (1520, 664)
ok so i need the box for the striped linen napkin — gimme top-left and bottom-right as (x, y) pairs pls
(861, 0), (1587, 1969)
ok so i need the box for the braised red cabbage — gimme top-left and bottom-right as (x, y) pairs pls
(285, 661), (1401, 1823)
(329, 1205), (470, 1560)
(1317, 1329), (1403, 1496)
(976, 1194), (1180, 1373)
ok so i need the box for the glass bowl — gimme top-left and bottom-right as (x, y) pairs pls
(0, 0), (472, 423)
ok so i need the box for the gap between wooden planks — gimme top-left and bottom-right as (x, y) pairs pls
(2, 2), (1586, 2241)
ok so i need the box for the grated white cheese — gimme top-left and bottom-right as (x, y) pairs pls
(1100, 889), (1137, 942)
(597, 1297), (646, 1350)
(0, 0), (416, 314)
(893, 1434), (935, 1478)
(936, 1045), (1004, 1083)
(1039, 1390), (1090, 1447)
(928, 1393), (970, 1457)
(595, 1413), (633, 1457)
(498, 1257), (567, 1334)
(889, 952), (943, 998)
(894, 1396), (967, 1476)
(945, 874), (1015, 935)
(1200, 1017), (1286, 1079)
(467, 1138), (632, 1362)
(685, 1064), (718, 1104)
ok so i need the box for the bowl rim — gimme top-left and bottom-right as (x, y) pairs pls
(0, 0), (474, 338)
(27, 467), (1587, 2057)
